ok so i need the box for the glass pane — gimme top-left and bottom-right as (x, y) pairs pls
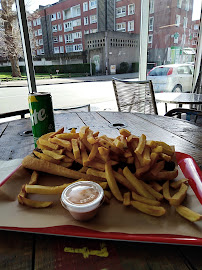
(25, 0), (141, 112)
(0, 0), (29, 122)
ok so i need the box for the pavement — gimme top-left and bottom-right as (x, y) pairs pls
(0, 72), (138, 88)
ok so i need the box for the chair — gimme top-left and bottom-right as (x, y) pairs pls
(112, 78), (158, 115)
(164, 108), (202, 123)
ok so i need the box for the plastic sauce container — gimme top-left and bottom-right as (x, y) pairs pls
(61, 181), (104, 221)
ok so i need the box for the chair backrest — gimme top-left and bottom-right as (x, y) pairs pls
(112, 78), (158, 115)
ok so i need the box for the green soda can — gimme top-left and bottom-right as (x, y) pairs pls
(28, 92), (55, 147)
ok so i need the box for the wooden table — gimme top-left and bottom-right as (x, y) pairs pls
(0, 112), (202, 270)
(155, 93), (202, 113)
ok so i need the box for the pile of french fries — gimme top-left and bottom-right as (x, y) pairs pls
(18, 126), (202, 223)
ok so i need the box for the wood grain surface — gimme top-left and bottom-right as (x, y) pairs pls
(0, 112), (202, 270)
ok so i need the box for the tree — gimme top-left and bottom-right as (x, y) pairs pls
(0, 0), (23, 77)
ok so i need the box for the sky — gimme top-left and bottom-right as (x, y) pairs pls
(25, 0), (201, 20)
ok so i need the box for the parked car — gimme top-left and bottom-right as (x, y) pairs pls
(147, 64), (194, 92)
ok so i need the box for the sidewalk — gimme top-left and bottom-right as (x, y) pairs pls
(0, 72), (138, 88)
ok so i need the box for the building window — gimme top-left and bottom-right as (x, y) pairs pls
(64, 34), (73, 43)
(84, 17), (88, 25)
(57, 12), (61, 19)
(116, 6), (126, 18)
(73, 19), (81, 27)
(34, 30), (38, 37)
(40, 48), (44, 55)
(84, 30), (89, 34)
(33, 20), (37, 26)
(83, 2), (88, 12)
(193, 32), (198, 38)
(28, 21), (32, 27)
(60, 46), (64, 53)
(63, 9), (71, 20)
(148, 34), (153, 43)
(149, 0), (154, 14)
(51, 13), (56, 21)
(116, 22), (126, 32)
(73, 32), (82, 39)
(36, 18), (41, 25)
(52, 25), (57, 32)
(128, 21), (134, 31)
(65, 45), (73, 52)
(183, 17), (188, 28)
(175, 15), (180, 26)
(38, 29), (42, 35)
(58, 24), (62, 31)
(185, 0), (189, 11)
(89, 0), (97, 10)
(149, 17), (154, 31)
(53, 36), (59, 43)
(174, 32), (179, 43)
(39, 39), (43, 45)
(90, 29), (97, 33)
(128, 4), (135, 15)
(72, 5), (81, 18)
(73, 44), (83, 51)
(177, 0), (182, 8)
(90, 15), (97, 24)
(54, 47), (59, 54)
(192, 40), (197, 45)
(64, 21), (73, 32)
(59, 35), (63, 42)
(194, 24), (199, 30)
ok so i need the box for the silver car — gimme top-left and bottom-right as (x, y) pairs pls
(147, 64), (194, 93)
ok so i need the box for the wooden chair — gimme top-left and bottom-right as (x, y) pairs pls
(112, 78), (158, 115)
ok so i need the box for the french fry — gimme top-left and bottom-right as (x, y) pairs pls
(29, 171), (39, 185)
(104, 190), (112, 200)
(56, 133), (79, 140)
(142, 146), (151, 166)
(78, 166), (88, 173)
(170, 178), (188, 189)
(33, 151), (60, 164)
(49, 127), (64, 138)
(72, 139), (81, 160)
(150, 181), (163, 192)
(59, 162), (72, 168)
(18, 185), (26, 204)
(162, 180), (171, 201)
(135, 164), (150, 177)
(25, 183), (70, 194)
(99, 182), (108, 189)
(123, 167), (154, 199)
(88, 143), (99, 161)
(19, 195), (53, 208)
(38, 138), (60, 150)
(131, 201), (166, 217)
(123, 192), (131, 206)
(113, 170), (136, 191)
(98, 146), (110, 162)
(42, 149), (65, 160)
(135, 134), (146, 155)
(86, 168), (106, 179)
(79, 126), (89, 139)
(87, 129), (97, 144)
(169, 183), (188, 206)
(119, 128), (131, 137)
(175, 205), (202, 222)
(132, 191), (161, 206)
(105, 161), (123, 202)
(140, 181), (163, 201)
(81, 148), (89, 166)
(49, 137), (72, 151)
(150, 160), (165, 176)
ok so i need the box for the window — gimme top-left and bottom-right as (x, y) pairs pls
(73, 44), (83, 51)
(90, 15), (97, 24)
(36, 18), (41, 25)
(72, 5), (81, 18)
(83, 2), (88, 12)
(116, 6), (126, 18)
(192, 40), (197, 45)
(64, 21), (73, 32)
(149, 0), (154, 14)
(174, 32), (179, 43)
(53, 36), (58, 43)
(193, 32), (198, 38)
(35, 40), (38, 46)
(176, 15), (180, 26)
(58, 24), (62, 31)
(128, 4), (135, 15)
(34, 30), (38, 37)
(51, 13), (56, 21)
(64, 34), (73, 43)
(183, 17), (188, 28)
(39, 39), (43, 45)
(177, 0), (182, 8)
(40, 48), (44, 55)
(89, 0), (97, 10)
(33, 20), (37, 26)
(59, 35), (63, 42)
(84, 17), (88, 25)
(128, 21), (134, 31)
(149, 17), (154, 31)
(38, 29), (42, 35)
(116, 22), (126, 32)
(57, 12), (61, 19)
(185, 0), (189, 11)
(63, 9), (71, 20)
(148, 34), (153, 43)
(177, 66), (192, 74)
(52, 25), (57, 32)
(65, 45), (73, 52)
(73, 32), (82, 39)
(90, 29), (97, 33)
(84, 30), (89, 35)
(28, 21), (32, 27)
(54, 47), (59, 54)
(60, 46), (64, 53)
(73, 19), (81, 27)
(194, 24), (199, 30)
